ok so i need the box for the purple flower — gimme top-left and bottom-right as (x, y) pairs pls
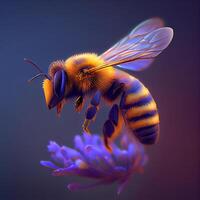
(40, 133), (148, 194)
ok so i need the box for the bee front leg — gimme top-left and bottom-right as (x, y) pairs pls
(75, 96), (85, 112)
(82, 91), (101, 134)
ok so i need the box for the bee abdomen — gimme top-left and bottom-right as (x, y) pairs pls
(120, 79), (160, 144)
(134, 124), (160, 144)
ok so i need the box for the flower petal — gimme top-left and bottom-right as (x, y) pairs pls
(47, 141), (60, 153)
(83, 145), (114, 173)
(40, 161), (58, 169)
(61, 146), (82, 161)
(74, 135), (84, 151)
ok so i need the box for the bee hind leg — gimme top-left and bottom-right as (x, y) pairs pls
(103, 104), (123, 151)
(82, 91), (101, 134)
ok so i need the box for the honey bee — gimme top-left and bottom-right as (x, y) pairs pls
(26, 18), (173, 150)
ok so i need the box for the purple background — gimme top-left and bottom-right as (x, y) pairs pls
(0, 0), (199, 199)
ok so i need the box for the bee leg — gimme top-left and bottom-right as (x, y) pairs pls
(82, 91), (101, 134)
(82, 119), (91, 134)
(75, 96), (85, 112)
(82, 105), (97, 134)
(103, 104), (123, 151)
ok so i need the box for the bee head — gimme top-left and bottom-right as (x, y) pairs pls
(43, 69), (67, 110)
(26, 58), (68, 114)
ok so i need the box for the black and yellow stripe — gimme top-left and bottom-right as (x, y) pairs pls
(120, 78), (160, 144)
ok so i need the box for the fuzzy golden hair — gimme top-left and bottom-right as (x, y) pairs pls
(64, 53), (115, 93)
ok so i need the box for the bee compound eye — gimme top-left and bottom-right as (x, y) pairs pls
(53, 70), (67, 98)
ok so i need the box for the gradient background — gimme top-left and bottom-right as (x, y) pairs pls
(0, 0), (199, 199)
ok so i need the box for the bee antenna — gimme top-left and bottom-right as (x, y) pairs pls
(28, 73), (51, 83)
(24, 58), (51, 82)
(24, 58), (44, 73)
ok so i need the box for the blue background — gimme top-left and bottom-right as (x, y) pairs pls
(0, 0), (199, 199)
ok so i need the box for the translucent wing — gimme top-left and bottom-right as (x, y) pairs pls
(99, 18), (173, 71)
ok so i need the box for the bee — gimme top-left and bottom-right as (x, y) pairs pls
(26, 18), (173, 150)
